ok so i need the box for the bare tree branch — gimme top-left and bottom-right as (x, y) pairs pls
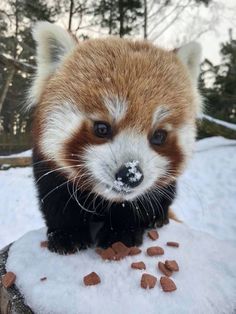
(148, 0), (184, 36)
(68, 0), (74, 31)
(0, 54), (35, 73)
(151, 0), (191, 40)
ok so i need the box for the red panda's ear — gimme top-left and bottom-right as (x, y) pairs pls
(175, 42), (202, 84)
(28, 22), (77, 109)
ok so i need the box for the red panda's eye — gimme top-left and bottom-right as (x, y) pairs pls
(94, 121), (112, 138)
(150, 129), (167, 146)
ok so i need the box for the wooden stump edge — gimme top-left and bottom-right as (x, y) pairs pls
(0, 244), (34, 314)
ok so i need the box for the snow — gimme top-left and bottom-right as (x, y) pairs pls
(0, 167), (43, 248)
(113, 178), (130, 192)
(173, 136), (236, 241)
(7, 223), (236, 314)
(0, 149), (32, 158)
(1, 136), (236, 313)
(201, 114), (236, 131)
(125, 160), (142, 183)
(113, 160), (142, 192)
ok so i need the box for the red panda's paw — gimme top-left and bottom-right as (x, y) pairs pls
(96, 227), (144, 249)
(47, 229), (92, 255)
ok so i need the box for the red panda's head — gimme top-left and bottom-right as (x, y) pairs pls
(30, 22), (202, 202)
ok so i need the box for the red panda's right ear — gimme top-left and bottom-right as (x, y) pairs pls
(27, 22), (77, 109)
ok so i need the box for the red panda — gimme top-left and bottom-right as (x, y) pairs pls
(29, 22), (202, 254)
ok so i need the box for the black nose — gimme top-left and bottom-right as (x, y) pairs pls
(115, 161), (144, 188)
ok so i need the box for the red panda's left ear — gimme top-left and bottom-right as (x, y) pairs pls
(175, 42), (202, 84)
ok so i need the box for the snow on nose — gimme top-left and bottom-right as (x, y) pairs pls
(114, 160), (143, 191)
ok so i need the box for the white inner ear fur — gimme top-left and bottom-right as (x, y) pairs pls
(28, 22), (77, 109)
(177, 42), (202, 84)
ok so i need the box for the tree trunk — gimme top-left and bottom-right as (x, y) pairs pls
(118, 0), (124, 37)
(68, 0), (74, 31)
(0, 67), (15, 115)
(143, 0), (147, 39)
(108, 0), (113, 35)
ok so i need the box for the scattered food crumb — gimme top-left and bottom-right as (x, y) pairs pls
(131, 261), (146, 270)
(158, 262), (173, 277)
(147, 246), (164, 256)
(40, 277), (47, 281)
(112, 241), (130, 257)
(40, 241), (48, 248)
(95, 248), (103, 256)
(2, 271), (16, 288)
(100, 248), (116, 260)
(83, 272), (101, 286)
(160, 276), (177, 292)
(165, 260), (179, 272)
(141, 273), (157, 289)
(166, 242), (179, 247)
(148, 230), (159, 241)
(129, 246), (142, 256)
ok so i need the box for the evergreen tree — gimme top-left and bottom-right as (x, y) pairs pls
(200, 30), (236, 123)
(0, 0), (59, 140)
(93, 0), (143, 37)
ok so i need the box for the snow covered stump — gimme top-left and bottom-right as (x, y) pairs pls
(1, 220), (236, 314)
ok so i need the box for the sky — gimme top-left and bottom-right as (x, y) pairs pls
(145, 0), (236, 64)
(197, 0), (236, 63)
(66, 0), (236, 65)
(1, 0), (236, 65)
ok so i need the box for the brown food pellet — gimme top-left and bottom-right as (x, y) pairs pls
(112, 242), (130, 256)
(147, 246), (164, 256)
(40, 241), (48, 248)
(148, 230), (159, 241)
(166, 242), (179, 247)
(165, 260), (179, 272)
(160, 276), (177, 292)
(95, 248), (103, 256)
(2, 272), (16, 288)
(114, 252), (127, 260)
(158, 262), (173, 277)
(83, 272), (101, 286)
(131, 261), (146, 270)
(141, 273), (157, 289)
(129, 246), (142, 256)
(100, 247), (116, 260)
(40, 277), (47, 281)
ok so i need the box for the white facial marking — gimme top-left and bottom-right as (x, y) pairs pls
(177, 123), (196, 161)
(40, 102), (82, 169)
(83, 129), (170, 201)
(103, 95), (127, 122)
(152, 105), (170, 127)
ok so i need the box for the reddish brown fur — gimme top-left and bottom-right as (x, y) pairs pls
(33, 38), (197, 187)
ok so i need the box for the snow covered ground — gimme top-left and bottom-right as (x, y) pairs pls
(0, 149), (32, 159)
(1, 136), (236, 313)
(7, 223), (236, 314)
